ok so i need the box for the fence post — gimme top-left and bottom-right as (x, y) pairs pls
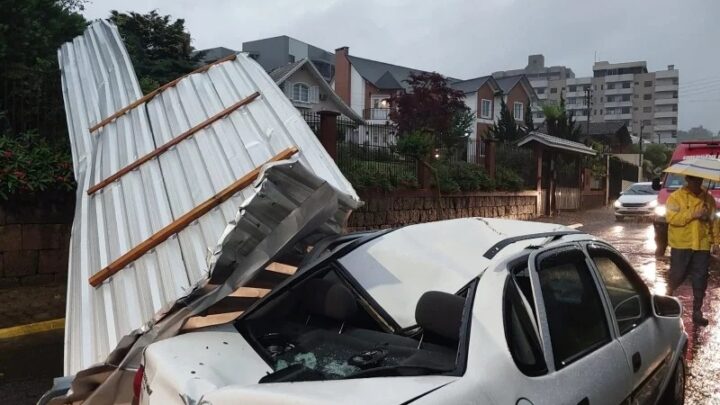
(318, 111), (340, 160)
(484, 138), (496, 178)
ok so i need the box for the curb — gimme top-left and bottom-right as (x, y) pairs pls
(0, 318), (65, 339)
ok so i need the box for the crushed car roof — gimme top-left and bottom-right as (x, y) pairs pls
(59, 20), (358, 374)
(339, 218), (573, 328)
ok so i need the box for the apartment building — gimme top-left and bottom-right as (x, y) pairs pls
(494, 55), (679, 144)
(242, 36), (336, 82)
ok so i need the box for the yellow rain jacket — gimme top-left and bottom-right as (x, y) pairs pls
(666, 186), (720, 251)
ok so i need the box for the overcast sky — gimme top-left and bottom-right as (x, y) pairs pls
(82, 0), (720, 133)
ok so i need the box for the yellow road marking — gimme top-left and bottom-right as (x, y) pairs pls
(0, 318), (65, 339)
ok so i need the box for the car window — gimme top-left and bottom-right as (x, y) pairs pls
(588, 247), (649, 335)
(505, 265), (547, 376)
(536, 248), (611, 369)
(623, 184), (657, 195)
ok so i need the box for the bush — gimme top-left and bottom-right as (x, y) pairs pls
(340, 161), (418, 191)
(432, 160), (494, 193)
(0, 131), (75, 200)
(495, 166), (524, 191)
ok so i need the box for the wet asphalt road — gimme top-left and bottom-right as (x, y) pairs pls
(575, 209), (720, 404)
(2, 209), (720, 404)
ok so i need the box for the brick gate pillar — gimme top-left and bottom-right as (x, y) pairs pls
(318, 111), (340, 160)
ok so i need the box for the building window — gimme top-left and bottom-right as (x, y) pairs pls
(480, 99), (492, 119)
(537, 88), (545, 94)
(606, 96), (614, 102)
(634, 81), (639, 85)
(550, 88), (558, 94)
(643, 107), (652, 113)
(292, 83), (309, 102)
(622, 82), (631, 88)
(600, 109), (603, 115)
(644, 80), (653, 87)
(607, 83), (615, 90)
(634, 107), (639, 111)
(634, 94), (639, 98)
(672, 78), (679, 85)
(622, 94), (631, 101)
(672, 105), (678, 112)
(593, 109), (597, 115)
(671, 118), (677, 125)
(643, 94), (652, 100)
(642, 120), (651, 125)
(601, 84), (604, 90)
(569, 85), (577, 92)
(621, 107), (630, 114)
(513, 102), (524, 120)
(673, 92), (678, 99)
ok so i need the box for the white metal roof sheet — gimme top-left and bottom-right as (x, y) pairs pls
(59, 20), (357, 374)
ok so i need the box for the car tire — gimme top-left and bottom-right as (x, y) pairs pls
(615, 215), (624, 222)
(659, 357), (685, 405)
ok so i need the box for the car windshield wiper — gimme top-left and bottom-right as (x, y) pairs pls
(344, 364), (453, 379)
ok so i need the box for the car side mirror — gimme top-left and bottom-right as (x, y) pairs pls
(653, 295), (682, 318)
(651, 178), (662, 191)
(614, 295), (642, 322)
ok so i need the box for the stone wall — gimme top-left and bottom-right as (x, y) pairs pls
(348, 189), (538, 231)
(0, 193), (74, 288)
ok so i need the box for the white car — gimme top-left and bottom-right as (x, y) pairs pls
(136, 218), (687, 405)
(614, 182), (659, 221)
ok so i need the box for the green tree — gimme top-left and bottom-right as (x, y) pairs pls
(542, 96), (581, 141)
(523, 103), (535, 134)
(0, 0), (86, 135)
(109, 10), (199, 93)
(643, 143), (669, 177)
(487, 99), (522, 143)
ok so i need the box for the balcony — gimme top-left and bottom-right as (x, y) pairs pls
(655, 98), (678, 106)
(655, 124), (677, 131)
(530, 79), (548, 88)
(655, 84), (678, 92)
(566, 77), (592, 85)
(603, 101), (632, 108)
(604, 113), (632, 120)
(605, 74), (635, 83)
(604, 87), (633, 95)
(654, 111), (678, 118)
(364, 108), (391, 121)
(537, 93), (548, 100)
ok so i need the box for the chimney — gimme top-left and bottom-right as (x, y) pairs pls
(334, 47), (351, 105)
(668, 64), (675, 71)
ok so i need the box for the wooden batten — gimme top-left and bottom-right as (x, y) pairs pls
(88, 146), (299, 287)
(88, 53), (238, 133)
(87, 91), (261, 195)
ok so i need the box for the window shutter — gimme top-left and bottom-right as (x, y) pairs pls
(285, 81), (294, 99)
(310, 86), (320, 103)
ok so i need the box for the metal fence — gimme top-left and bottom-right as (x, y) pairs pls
(302, 112), (417, 185)
(496, 142), (536, 188)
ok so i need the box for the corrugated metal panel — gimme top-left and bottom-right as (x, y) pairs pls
(59, 20), (358, 375)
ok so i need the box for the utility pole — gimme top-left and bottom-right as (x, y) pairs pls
(639, 124), (644, 181)
(584, 87), (592, 137)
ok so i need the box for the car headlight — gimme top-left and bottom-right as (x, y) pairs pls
(648, 200), (658, 208)
(614, 200), (622, 208)
(716, 211), (720, 219)
(655, 205), (666, 217)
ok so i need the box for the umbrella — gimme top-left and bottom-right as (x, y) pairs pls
(664, 157), (720, 182)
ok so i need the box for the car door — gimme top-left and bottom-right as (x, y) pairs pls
(585, 243), (673, 405)
(526, 245), (633, 405)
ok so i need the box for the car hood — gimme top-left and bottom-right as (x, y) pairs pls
(618, 194), (657, 204)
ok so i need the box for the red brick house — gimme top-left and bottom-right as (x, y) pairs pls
(333, 46), (536, 137)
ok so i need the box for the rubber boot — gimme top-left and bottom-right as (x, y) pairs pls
(693, 297), (709, 327)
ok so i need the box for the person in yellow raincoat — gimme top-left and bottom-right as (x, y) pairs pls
(666, 175), (720, 326)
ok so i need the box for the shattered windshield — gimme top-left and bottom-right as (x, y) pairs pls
(240, 267), (470, 382)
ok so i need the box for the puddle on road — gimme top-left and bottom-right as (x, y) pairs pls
(590, 219), (720, 404)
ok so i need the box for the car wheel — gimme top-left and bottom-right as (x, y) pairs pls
(659, 358), (685, 405)
(615, 215), (624, 222)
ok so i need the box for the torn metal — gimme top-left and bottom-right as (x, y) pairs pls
(58, 19), (359, 379)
